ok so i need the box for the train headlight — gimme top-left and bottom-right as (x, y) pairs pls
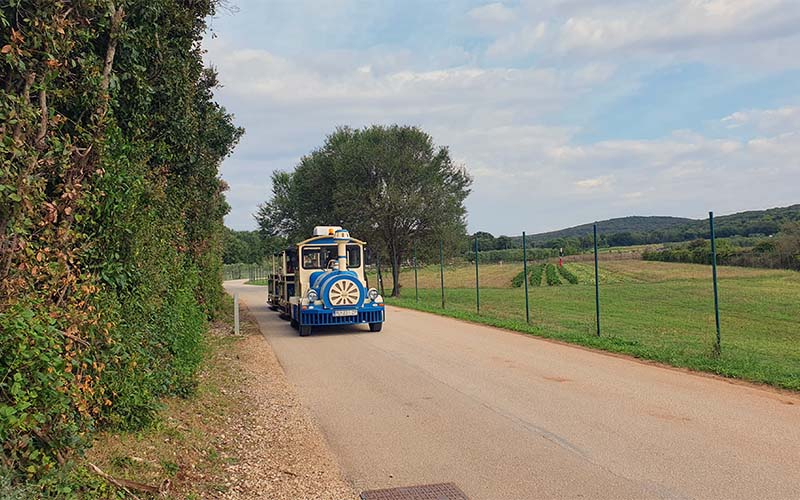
(368, 288), (379, 301)
(307, 289), (318, 302)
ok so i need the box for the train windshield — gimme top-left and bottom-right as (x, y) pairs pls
(302, 245), (361, 269)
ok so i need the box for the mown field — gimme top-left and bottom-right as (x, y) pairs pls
(368, 260), (800, 391)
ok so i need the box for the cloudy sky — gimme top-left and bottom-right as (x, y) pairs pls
(204, 0), (800, 235)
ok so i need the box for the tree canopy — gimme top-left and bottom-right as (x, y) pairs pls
(256, 125), (472, 296)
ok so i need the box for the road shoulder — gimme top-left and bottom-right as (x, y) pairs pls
(83, 302), (356, 499)
(223, 304), (356, 499)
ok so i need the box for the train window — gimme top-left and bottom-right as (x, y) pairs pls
(301, 245), (362, 269)
(302, 247), (324, 269)
(285, 250), (297, 274)
(346, 245), (361, 268)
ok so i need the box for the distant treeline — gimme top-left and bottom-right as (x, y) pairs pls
(223, 228), (285, 264)
(465, 247), (558, 263)
(643, 223), (800, 271)
(468, 204), (800, 256)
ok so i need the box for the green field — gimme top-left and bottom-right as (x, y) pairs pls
(370, 260), (800, 391)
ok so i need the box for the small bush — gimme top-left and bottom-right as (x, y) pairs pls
(529, 264), (545, 286)
(557, 265), (579, 284)
(545, 264), (562, 286)
(511, 269), (528, 287)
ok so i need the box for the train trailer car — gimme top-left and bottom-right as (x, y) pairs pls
(271, 226), (385, 336)
(266, 247), (297, 313)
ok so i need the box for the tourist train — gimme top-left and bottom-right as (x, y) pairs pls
(267, 226), (385, 336)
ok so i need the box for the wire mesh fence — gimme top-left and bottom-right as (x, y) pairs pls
(223, 263), (270, 282)
(368, 217), (800, 391)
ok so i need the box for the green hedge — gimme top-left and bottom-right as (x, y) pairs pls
(0, 1), (242, 490)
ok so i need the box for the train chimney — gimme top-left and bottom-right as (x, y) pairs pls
(333, 229), (350, 271)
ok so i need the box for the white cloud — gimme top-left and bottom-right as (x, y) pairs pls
(468, 2), (515, 25)
(481, 0), (800, 67)
(556, 0), (799, 53)
(206, 41), (606, 123)
(575, 176), (614, 191)
(486, 22), (548, 58)
(722, 106), (800, 134)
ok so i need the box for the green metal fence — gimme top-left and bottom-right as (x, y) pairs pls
(223, 263), (270, 282)
(398, 214), (729, 358)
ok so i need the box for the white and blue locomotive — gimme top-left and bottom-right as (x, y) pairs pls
(267, 226), (385, 336)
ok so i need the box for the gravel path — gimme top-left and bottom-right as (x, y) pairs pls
(221, 306), (356, 500)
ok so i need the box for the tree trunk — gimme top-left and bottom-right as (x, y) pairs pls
(376, 253), (385, 297)
(390, 245), (401, 297)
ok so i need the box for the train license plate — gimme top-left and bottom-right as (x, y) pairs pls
(333, 309), (358, 317)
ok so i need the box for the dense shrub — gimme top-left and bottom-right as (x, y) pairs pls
(557, 265), (579, 284)
(545, 264), (562, 286)
(511, 269), (528, 287)
(529, 263), (545, 286)
(642, 227), (800, 271)
(0, 0), (242, 487)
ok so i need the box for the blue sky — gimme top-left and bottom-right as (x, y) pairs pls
(205, 0), (800, 235)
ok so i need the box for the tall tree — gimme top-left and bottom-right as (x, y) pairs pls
(256, 125), (472, 296)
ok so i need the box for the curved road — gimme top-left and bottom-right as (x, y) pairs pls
(225, 280), (799, 500)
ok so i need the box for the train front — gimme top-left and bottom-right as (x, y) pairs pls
(294, 228), (384, 336)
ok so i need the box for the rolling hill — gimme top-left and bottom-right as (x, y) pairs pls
(527, 216), (692, 243)
(505, 204), (800, 246)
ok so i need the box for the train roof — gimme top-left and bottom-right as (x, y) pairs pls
(271, 236), (366, 256)
(296, 235), (366, 246)
(273, 247), (297, 256)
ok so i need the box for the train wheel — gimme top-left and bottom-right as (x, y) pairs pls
(369, 322), (382, 332)
(299, 325), (312, 337)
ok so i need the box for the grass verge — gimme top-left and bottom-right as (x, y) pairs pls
(386, 268), (800, 392)
(71, 295), (258, 499)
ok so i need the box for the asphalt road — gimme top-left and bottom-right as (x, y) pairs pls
(224, 280), (800, 500)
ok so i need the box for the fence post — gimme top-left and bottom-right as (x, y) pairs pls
(710, 211), (721, 355)
(414, 243), (419, 303)
(234, 292), (240, 335)
(440, 240), (445, 309)
(474, 236), (480, 314)
(523, 231), (530, 323)
(593, 223), (601, 337)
